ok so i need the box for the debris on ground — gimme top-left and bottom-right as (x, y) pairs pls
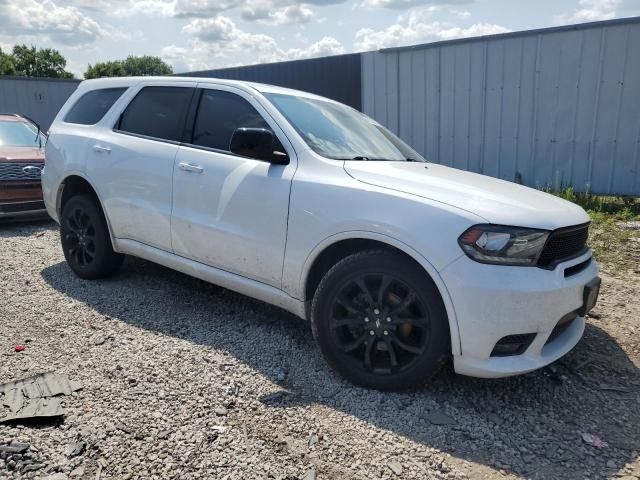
(387, 461), (403, 475)
(301, 467), (317, 480)
(581, 432), (608, 449)
(65, 440), (86, 458)
(618, 220), (640, 230)
(0, 372), (82, 423)
(425, 411), (457, 426)
(13, 345), (25, 352)
(214, 406), (228, 416)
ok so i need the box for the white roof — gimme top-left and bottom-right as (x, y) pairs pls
(78, 76), (332, 102)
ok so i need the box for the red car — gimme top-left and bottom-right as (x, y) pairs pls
(0, 113), (47, 219)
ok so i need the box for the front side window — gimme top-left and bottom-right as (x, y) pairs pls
(118, 86), (194, 142)
(0, 121), (45, 147)
(64, 87), (127, 125)
(192, 90), (272, 151)
(264, 93), (424, 162)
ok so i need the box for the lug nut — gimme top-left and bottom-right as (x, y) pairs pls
(369, 330), (375, 336)
(364, 317), (369, 323)
(386, 317), (391, 322)
(374, 309), (380, 315)
(383, 330), (389, 336)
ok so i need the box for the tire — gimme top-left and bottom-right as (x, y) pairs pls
(60, 195), (124, 279)
(311, 250), (450, 390)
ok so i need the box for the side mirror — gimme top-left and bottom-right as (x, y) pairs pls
(229, 128), (289, 165)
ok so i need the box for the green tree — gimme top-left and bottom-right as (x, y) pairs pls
(84, 55), (173, 79)
(0, 48), (16, 75)
(11, 45), (74, 78)
(84, 60), (127, 79)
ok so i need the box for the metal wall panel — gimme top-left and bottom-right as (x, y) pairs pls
(0, 77), (79, 131)
(182, 53), (362, 110)
(362, 18), (640, 195)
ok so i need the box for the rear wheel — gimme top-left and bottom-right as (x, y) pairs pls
(60, 195), (123, 279)
(311, 250), (450, 390)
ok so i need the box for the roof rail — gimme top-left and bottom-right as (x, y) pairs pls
(0, 113), (22, 117)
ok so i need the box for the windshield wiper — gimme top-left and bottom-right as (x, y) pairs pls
(352, 156), (370, 161)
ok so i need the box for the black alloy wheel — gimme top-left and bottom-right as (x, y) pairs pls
(63, 206), (97, 267)
(329, 273), (429, 374)
(60, 195), (124, 279)
(311, 249), (450, 390)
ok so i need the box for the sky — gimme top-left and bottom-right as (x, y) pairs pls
(0, 0), (638, 78)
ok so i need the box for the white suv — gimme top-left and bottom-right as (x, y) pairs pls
(42, 77), (600, 390)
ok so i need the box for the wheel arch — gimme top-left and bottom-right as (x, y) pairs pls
(57, 173), (117, 250)
(300, 231), (461, 356)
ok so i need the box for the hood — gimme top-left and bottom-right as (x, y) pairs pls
(344, 161), (590, 230)
(0, 147), (45, 163)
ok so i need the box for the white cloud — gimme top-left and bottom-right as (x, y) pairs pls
(163, 15), (344, 72)
(360, 0), (470, 9)
(174, 0), (242, 17)
(182, 16), (238, 42)
(242, 3), (314, 25)
(451, 9), (471, 18)
(0, 0), (108, 45)
(354, 10), (510, 51)
(555, 0), (619, 23)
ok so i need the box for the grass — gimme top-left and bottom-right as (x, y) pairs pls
(547, 187), (640, 271)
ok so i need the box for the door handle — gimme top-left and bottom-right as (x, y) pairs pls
(179, 162), (204, 174)
(92, 144), (111, 154)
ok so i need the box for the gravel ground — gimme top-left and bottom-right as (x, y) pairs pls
(1, 220), (639, 480)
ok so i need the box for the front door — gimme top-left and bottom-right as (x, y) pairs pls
(171, 85), (296, 287)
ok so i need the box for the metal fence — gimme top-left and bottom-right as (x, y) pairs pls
(0, 76), (79, 131)
(362, 17), (640, 195)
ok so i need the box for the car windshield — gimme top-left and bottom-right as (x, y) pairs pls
(264, 92), (425, 162)
(0, 120), (45, 147)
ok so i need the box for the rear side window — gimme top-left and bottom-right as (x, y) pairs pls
(64, 88), (127, 125)
(192, 90), (271, 150)
(117, 86), (193, 142)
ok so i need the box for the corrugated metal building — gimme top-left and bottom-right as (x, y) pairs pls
(0, 76), (80, 131)
(192, 17), (640, 195)
(362, 17), (640, 195)
(184, 53), (362, 110)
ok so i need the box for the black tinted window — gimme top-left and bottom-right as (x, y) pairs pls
(64, 88), (126, 125)
(119, 86), (193, 142)
(192, 90), (271, 150)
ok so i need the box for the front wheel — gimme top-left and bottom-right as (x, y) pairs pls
(311, 250), (450, 390)
(60, 195), (124, 279)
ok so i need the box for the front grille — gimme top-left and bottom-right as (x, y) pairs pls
(537, 223), (589, 268)
(0, 200), (45, 214)
(0, 162), (44, 181)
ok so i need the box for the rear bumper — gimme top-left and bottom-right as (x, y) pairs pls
(0, 200), (48, 218)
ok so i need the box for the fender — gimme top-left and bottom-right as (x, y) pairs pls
(298, 230), (462, 356)
(56, 170), (119, 252)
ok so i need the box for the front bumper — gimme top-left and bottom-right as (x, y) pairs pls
(0, 199), (48, 219)
(440, 250), (599, 378)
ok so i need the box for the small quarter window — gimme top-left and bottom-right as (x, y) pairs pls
(117, 86), (193, 142)
(64, 88), (127, 125)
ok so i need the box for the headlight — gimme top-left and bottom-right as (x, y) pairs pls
(458, 225), (549, 266)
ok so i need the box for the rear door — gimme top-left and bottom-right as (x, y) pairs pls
(170, 84), (296, 287)
(99, 82), (195, 251)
